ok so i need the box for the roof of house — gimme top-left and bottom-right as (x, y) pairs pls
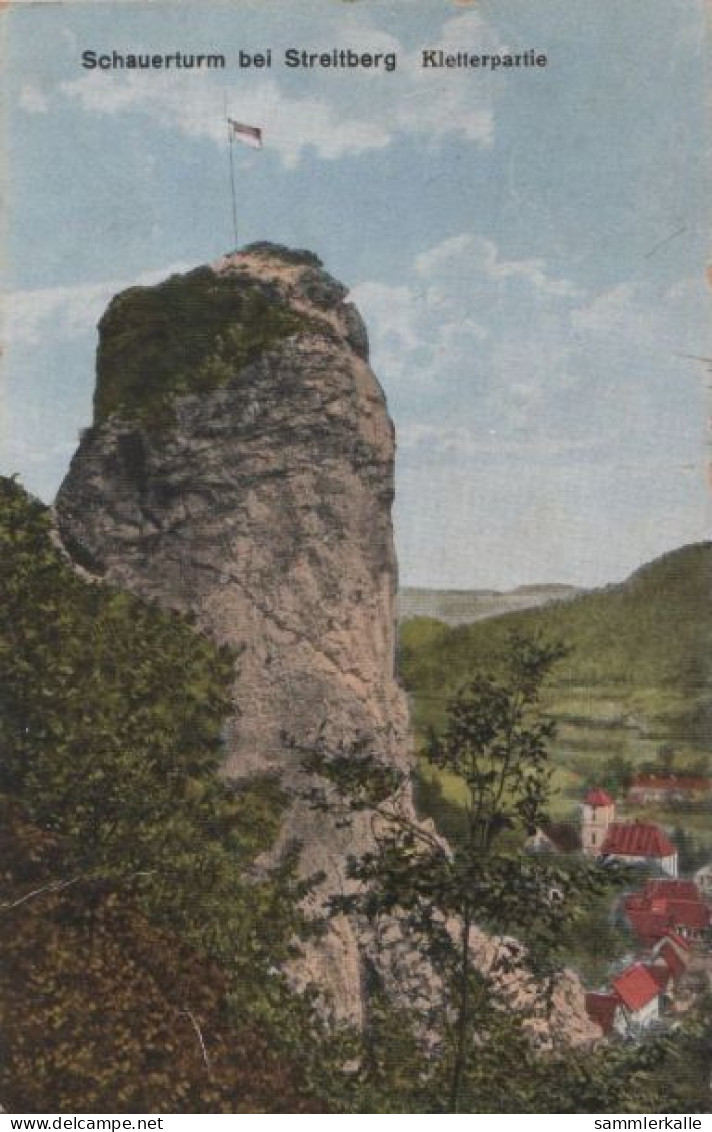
(539, 821), (582, 852)
(662, 930), (691, 953)
(601, 821), (676, 860)
(645, 878), (700, 902)
(612, 963), (660, 1012)
(630, 774), (711, 793)
(646, 962), (672, 991)
(657, 940), (687, 980)
(624, 888), (709, 945)
(665, 900), (710, 931)
(624, 909), (669, 946)
(585, 991), (620, 1034)
(585, 788), (614, 807)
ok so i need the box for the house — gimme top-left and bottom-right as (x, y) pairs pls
(624, 880), (709, 947)
(585, 991), (626, 1037)
(646, 878), (701, 904)
(581, 789), (678, 875)
(645, 934), (692, 1010)
(526, 821), (582, 855)
(584, 933), (693, 1038)
(628, 774), (711, 805)
(694, 862), (712, 899)
(610, 963), (661, 1033)
(652, 932), (691, 986)
(581, 788), (616, 856)
(601, 822), (678, 877)
(645, 960), (673, 999)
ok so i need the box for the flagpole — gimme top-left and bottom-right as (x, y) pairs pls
(224, 93), (238, 250)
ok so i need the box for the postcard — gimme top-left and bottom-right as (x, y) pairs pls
(1, 0), (710, 1116)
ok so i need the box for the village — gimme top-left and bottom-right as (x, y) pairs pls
(529, 784), (712, 1041)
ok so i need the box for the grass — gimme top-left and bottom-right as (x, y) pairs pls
(94, 267), (311, 431)
(401, 542), (712, 854)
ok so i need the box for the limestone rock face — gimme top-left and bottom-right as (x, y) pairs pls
(54, 243), (598, 1044)
(55, 244), (411, 1024)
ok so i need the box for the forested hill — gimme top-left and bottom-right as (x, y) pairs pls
(399, 542), (712, 773)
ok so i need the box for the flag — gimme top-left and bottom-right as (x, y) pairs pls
(228, 119), (263, 149)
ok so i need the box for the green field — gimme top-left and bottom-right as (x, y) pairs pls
(399, 542), (712, 853)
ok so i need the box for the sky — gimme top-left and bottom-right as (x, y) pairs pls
(2, 0), (711, 590)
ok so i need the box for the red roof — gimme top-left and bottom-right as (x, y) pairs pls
(657, 940), (687, 980)
(624, 888), (709, 946)
(664, 900), (709, 931)
(662, 930), (691, 953)
(645, 879), (700, 902)
(585, 992), (620, 1034)
(612, 963), (660, 1011)
(646, 962), (671, 991)
(630, 774), (711, 793)
(586, 788), (614, 807)
(601, 822), (676, 859)
(625, 909), (669, 946)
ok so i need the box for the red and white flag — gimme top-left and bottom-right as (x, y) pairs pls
(228, 119), (263, 149)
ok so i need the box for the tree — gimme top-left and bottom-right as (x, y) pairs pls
(0, 477), (327, 1111)
(0, 799), (324, 1113)
(302, 632), (611, 1112)
(672, 825), (708, 874)
(583, 753), (633, 795)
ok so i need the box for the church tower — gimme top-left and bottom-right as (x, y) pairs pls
(581, 788), (615, 856)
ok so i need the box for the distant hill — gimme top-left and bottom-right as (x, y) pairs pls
(397, 583), (581, 626)
(399, 543), (712, 836)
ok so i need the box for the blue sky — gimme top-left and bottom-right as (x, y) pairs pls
(2, 0), (710, 588)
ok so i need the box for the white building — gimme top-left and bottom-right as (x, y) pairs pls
(581, 788), (616, 856)
(611, 963), (661, 1035)
(581, 787), (678, 876)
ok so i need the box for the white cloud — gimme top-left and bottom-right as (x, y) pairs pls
(56, 9), (501, 166)
(391, 244), (711, 584)
(570, 282), (643, 336)
(5, 281), (111, 347)
(570, 276), (711, 367)
(350, 281), (424, 351)
(355, 231), (710, 467)
(354, 230), (581, 420)
(59, 73), (394, 168)
(3, 261), (191, 348)
(415, 234), (580, 298)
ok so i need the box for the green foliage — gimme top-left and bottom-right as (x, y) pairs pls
(94, 268), (309, 430)
(400, 541), (711, 721)
(301, 632), (712, 1113)
(400, 543), (712, 833)
(424, 634), (568, 848)
(0, 800), (322, 1114)
(672, 825), (710, 874)
(528, 1009), (712, 1114)
(320, 990), (434, 1114)
(304, 634), (612, 1111)
(4, 480), (708, 1113)
(0, 476), (326, 1112)
(413, 771), (469, 846)
(581, 752), (634, 794)
(548, 865), (633, 984)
